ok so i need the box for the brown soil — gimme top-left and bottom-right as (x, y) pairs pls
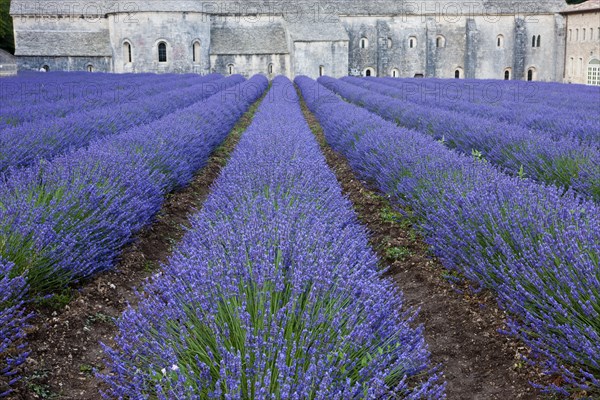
(9, 90), (552, 400)
(10, 99), (263, 400)
(299, 98), (549, 400)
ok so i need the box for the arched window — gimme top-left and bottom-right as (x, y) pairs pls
(504, 68), (511, 80)
(588, 59), (600, 86)
(390, 68), (400, 78)
(576, 28), (579, 41)
(192, 41), (201, 63)
(527, 67), (536, 81)
(41, 65), (49, 72)
(227, 64), (234, 75)
(583, 28), (586, 41)
(364, 67), (375, 77)
(532, 35), (536, 47)
(87, 64), (94, 72)
(268, 63), (274, 74)
(158, 42), (167, 62)
(319, 65), (325, 77)
(496, 34), (504, 48)
(123, 41), (132, 64)
(409, 36), (417, 48)
(579, 57), (584, 74)
(454, 67), (463, 79)
(436, 35), (445, 48)
(387, 38), (393, 48)
(360, 37), (369, 49)
(537, 35), (541, 47)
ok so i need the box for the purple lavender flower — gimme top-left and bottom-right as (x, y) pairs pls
(0, 260), (30, 398)
(0, 74), (243, 172)
(297, 75), (600, 396)
(319, 76), (600, 202)
(0, 75), (268, 392)
(101, 77), (444, 399)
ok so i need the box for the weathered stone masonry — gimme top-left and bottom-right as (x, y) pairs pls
(10, 0), (568, 81)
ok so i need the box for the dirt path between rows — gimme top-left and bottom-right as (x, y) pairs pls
(11, 98), (264, 400)
(12, 89), (549, 399)
(299, 97), (548, 400)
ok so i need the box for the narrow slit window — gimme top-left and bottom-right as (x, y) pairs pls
(193, 41), (201, 63)
(124, 42), (132, 63)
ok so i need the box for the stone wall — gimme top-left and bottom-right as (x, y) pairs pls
(109, 12), (211, 74)
(563, 9), (600, 84)
(292, 41), (348, 78)
(343, 13), (565, 80)
(9, 0), (572, 81)
(0, 49), (17, 77)
(210, 54), (290, 77)
(17, 56), (112, 72)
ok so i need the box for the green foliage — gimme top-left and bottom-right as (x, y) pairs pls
(85, 312), (114, 328)
(0, 0), (14, 53)
(518, 165), (526, 180)
(26, 370), (58, 399)
(79, 364), (98, 375)
(385, 246), (412, 261)
(471, 149), (487, 163)
(34, 289), (73, 310)
(150, 250), (407, 397)
(379, 205), (403, 224)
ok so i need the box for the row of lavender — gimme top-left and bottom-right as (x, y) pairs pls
(321, 77), (600, 203)
(387, 78), (598, 125)
(297, 76), (600, 396)
(0, 74), (242, 172)
(0, 73), (215, 130)
(367, 77), (600, 145)
(0, 75), (268, 397)
(0, 71), (161, 108)
(101, 77), (444, 399)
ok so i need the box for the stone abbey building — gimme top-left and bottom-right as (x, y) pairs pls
(10, 0), (574, 81)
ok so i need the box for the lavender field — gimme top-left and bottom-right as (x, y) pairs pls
(0, 72), (599, 399)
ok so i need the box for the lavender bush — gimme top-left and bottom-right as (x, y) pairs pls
(320, 76), (600, 202)
(0, 71), (164, 109)
(370, 77), (600, 145)
(0, 75), (268, 392)
(101, 77), (444, 399)
(0, 74), (241, 172)
(0, 74), (266, 293)
(0, 261), (29, 398)
(0, 73), (219, 130)
(297, 76), (600, 396)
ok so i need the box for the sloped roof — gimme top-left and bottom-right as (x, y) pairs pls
(15, 31), (112, 56)
(10, 0), (568, 16)
(0, 49), (16, 64)
(561, 0), (600, 13)
(210, 24), (288, 55)
(287, 22), (349, 42)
